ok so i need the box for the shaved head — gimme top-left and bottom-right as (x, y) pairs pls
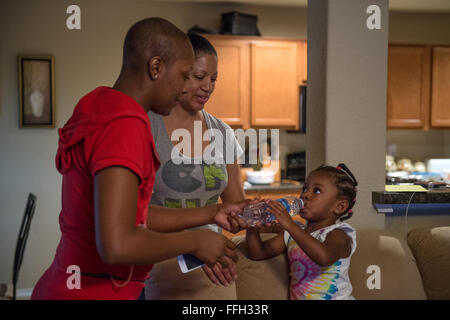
(114, 17), (194, 114)
(122, 17), (192, 73)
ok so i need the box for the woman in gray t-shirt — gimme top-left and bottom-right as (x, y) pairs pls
(145, 33), (246, 299)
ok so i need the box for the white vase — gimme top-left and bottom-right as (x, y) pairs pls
(30, 90), (44, 118)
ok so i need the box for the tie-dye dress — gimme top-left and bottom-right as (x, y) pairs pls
(283, 222), (357, 300)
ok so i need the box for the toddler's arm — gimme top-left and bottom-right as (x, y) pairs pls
(267, 200), (352, 267)
(246, 228), (286, 260)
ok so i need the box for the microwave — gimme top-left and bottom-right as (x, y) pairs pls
(286, 151), (306, 182)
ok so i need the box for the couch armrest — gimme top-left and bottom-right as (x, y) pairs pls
(407, 226), (450, 300)
(232, 233), (290, 300)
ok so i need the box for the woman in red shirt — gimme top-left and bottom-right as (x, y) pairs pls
(31, 17), (246, 300)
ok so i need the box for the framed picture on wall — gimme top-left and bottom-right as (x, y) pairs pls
(18, 55), (55, 128)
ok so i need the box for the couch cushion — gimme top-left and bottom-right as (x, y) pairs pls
(144, 257), (237, 300)
(407, 226), (450, 300)
(349, 229), (427, 300)
(233, 233), (290, 300)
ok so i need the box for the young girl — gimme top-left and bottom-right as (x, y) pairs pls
(246, 163), (358, 300)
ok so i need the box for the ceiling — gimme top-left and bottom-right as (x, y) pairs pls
(156, 0), (450, 12)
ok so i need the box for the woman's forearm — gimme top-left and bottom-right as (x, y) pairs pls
(220, 163), (246, 203)
(99, 227), (197, 265)
(94, 167), (230, 267)
(146, 204), (217, 232)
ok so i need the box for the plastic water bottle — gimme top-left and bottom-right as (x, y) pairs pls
(240, 195), (304, 227)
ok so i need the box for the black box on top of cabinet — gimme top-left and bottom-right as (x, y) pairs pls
(219, 11), (261, 36)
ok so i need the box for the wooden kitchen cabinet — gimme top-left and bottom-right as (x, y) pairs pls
(387, 44), (450, 129)
(387, 45), (431, 129)
(203, 38), (250, 127)
(430, 46), (450, 127)
(203, 35), (303, 130)
(250, 40), (299, 128)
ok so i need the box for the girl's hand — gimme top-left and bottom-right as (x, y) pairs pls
(266, 200), (295, 230)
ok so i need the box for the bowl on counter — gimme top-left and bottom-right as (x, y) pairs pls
(246, 169), (275, 185)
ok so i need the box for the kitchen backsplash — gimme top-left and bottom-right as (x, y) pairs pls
(387, 129), (450, 162)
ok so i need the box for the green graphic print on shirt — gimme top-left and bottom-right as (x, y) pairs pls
(204, 164), (226, 191)
(161, 162), (226, 209)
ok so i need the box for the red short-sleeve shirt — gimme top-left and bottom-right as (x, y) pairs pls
(31, 87), (159, 300)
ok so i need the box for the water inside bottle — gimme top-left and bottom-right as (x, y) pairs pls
(240, 196), (303, 227)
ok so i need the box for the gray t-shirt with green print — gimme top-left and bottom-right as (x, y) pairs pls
(147, 110), (243, 233)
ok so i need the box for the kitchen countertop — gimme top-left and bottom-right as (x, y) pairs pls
(244, 180), (303, 192)
(372, 188), (450, 215)
(372, 189), (450, 204)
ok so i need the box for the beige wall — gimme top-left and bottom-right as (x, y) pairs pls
(389, 10), (450, 44)
(446, 131), (450, 156)
(0, 0), (449, 290)
(387, 130), (450, 162)
(307, 0), (389, 231)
